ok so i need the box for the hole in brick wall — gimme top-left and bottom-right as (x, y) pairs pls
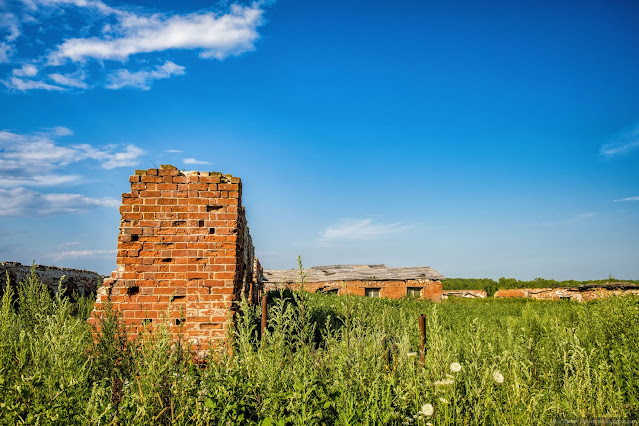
(175, 319), (184, 325)
(209, 228), (215, 234)
(142, 318), (152, 325)
(162, 258), (172, 263)
(206, 205), (223, 212)
(172, 220), (186, 226)
(126, 286), (140, 296)
(231, 228), (239, 234)
(198, 220), (204, 227)
(131, 234), (139, 242)
(172, 295), (186, 300)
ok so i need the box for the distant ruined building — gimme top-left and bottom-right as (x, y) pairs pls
(0, 261), (100, 296)
(494, 283), (639, 301)
(263, 264), (445, 301)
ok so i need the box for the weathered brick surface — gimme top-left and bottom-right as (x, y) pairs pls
(293, 279), (443, 301)
(88, 166), (262, 355)
(442, 289), (487, 299)
(494, 283), (639, 301)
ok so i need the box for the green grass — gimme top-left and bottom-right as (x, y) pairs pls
(1, 271), (638, 424)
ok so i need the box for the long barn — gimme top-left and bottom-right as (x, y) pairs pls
(263, 264), (445, 301)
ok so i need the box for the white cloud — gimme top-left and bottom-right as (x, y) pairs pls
(613, 196), (639, 202)
(49, 4), (263, 64)
(0, 187), (118, 216)
(0, 13), (20, 38)
(58, 241), (81, 247)
(49, 248), (116, 261)
(163, 149), (182, 153)
(51, 126), (73, 136)
(0, 42), (11, 63)
(0, 174), (80, 187)
(320, 218), (412, 242)
(2, 1), (269, 90)
(183, 157), (211, 165)
(49, 72), (88, 89)
(12, 64), (38, 77)
(106, 61), (185, 90)
(5, 76), (65, 91)
(600, 124), (639, 157)
(100, 144), (145, 169)
(21, 0), (118, 15)
(0, 128), (145, 186)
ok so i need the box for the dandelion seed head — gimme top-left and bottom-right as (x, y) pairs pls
(493, 370), (504, 384)
(434, 378), (454, 386)
(420, 403), (434, 416)
(450, 362), (462, 373)
(439, 397), (449, 404)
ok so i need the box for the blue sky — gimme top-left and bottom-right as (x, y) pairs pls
(0, 0), (638, 280)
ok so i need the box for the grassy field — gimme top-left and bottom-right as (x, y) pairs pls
(1, 271), (638, 425)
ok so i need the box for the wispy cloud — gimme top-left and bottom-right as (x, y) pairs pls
(600, 124), (639, 158)
(2, 1), (269, 91)
(0, 13), (19, 63)
(613, 196), (639, 202)
(0, 128), (145, 186)
(49, 4), (263, 64)
(106, 61), (184, 90)
(49, 72), (89, 89)
(48, 249), (116, 261)
(0, 127), (141, 215)
(320, 218), (412, 242)
(0, 187), (118, 216)
(538, 212), (597, 226)
(183, 158), (211, 165)
(163, 149), (182, 153)
(58, 241), (81, 248)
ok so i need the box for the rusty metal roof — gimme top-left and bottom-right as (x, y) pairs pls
(263, 264), (444, 283)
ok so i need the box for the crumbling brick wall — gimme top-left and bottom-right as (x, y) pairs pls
(494, 283), (639, 301)
(88, 166), (262, 355)
(442, 289), (487, 299)
(1, 261), (100, 296)
(271, 279), (443, 302)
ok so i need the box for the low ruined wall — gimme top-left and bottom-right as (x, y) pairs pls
(88, 166), (261, 356)
(275, 279), (443, 302)
(1, 261), (100, 296)
(494, 284), (639, 301)
(442, 289), (487, 299)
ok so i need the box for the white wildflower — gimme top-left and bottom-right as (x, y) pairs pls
(420, 403), (434, 416)
(407, 352), (418, 358)
(434, 378), (454, 386)
(493, 370), (504, 384)
(450, 362), (462, 373)
(439, 397), (449, 404)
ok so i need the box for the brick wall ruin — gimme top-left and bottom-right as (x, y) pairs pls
(442, 289), (487, 299)
(264, 265), (444, 302)
(88, 166), (262, 355)
(494, 283), (639, 301)
(1, 261), (100, 296)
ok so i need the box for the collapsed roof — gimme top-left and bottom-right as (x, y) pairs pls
(263, 264), (445, 284)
